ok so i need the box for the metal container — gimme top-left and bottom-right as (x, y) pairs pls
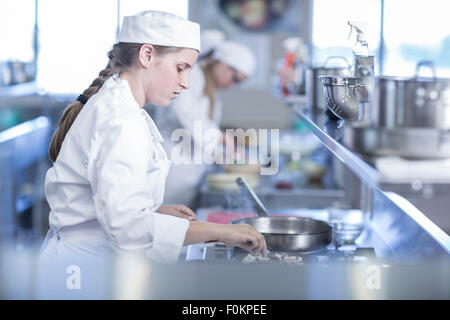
(371, 61), (450, 130)
(8, 61), (27, 85)
(234, 177), (332, 252)
(343, 122), (450, 159)
(320, 76), (366, 120)
(0, 62), (11, 86)
(231, 216), (332, 252)
(306, 56), (350, 113)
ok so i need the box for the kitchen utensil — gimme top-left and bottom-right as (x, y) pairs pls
(232, 216), (332, 252)
(329, 209), (364, 249)
(0, 62), (11, 86)
(8, 61), (26, 85)
(371, 61), (450, 130)
(333, 222), (364, 246)
(236, 177), (269, 217)
(306, 56), (351, 113)
(233, 177), (332, 251)
(320, 76), (365, 120)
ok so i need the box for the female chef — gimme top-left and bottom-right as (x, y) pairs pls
(154, 39), (256, 208)
(40, 11), (266, 264)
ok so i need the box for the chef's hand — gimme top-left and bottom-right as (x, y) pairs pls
(157, 205), (196, 221)
(218, 224), (267, 256)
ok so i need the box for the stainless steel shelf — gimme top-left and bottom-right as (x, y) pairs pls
(291, 105), (450, 256)
(293, 105), (450, 195)
(0, 81), (38, 97)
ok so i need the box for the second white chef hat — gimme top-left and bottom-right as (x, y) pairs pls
(212, 41), (256, 77)
(200, 29), (226, 57)
(118, 11), (201, 52)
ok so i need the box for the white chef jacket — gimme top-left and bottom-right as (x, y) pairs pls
(154, 65), (222, 207)
(40, 74), (189, 264)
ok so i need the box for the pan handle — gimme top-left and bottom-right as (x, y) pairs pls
(236, 177), (269, 217)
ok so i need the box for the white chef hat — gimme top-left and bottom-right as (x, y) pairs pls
(200, 29), (226, 56)
(118, 11), (201, 52)
(212, 41), (256, 77)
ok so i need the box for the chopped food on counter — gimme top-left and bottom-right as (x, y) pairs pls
(272, 252), (305, 265)
(242, 253), (270, 264)
(241, 252), (305, 265)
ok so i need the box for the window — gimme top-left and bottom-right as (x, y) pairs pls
(311, 0), (381, 71)
(311, 0), (450, 77)
(37, 0), (117, 93)
(382, 0), (450, 77)
(0, 0), (35, 62)
(36, 0), (188, 94)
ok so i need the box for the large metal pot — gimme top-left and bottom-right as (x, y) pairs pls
(306, 56), (350, 113)
(231, 216), (332, 252)
(371, 61), (450, 130)
(343, 122), (450, 159)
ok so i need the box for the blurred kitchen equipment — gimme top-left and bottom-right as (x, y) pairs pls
(374, 156), (450, 181)
(222, 163), (260, 175)
(232, 216), (333, 252)
(329, 209), (364, 249)
(272, 150), (308, 190)
(279, 37), (308, 96)
(343, 121), (450, 159)
(371, 61), (450, 130)
(276, 128), (321, 189)
(348, 21), (375, 78)
(278, 129), (321, 155)
(232, 177), (332, 251)
(333, 222), (364, 247)
(236, 177), (269, 217)
(320, 76), (365, 120)
(23, 62), (36, 82)
(306, 56), (350, 114)
(301, 159), (326, 183)
(206, 173), (259, 191)
(8, 61), (27, 85)
(0, 62), (12, 86)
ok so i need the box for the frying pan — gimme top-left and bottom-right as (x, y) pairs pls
(232, 177), (332, 252)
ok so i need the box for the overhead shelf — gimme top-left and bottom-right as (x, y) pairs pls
(292, 104), (450, 197)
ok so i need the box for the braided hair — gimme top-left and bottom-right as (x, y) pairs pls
(49, 43), (180, 162)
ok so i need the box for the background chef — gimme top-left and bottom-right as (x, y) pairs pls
(154, 37), (256, 209)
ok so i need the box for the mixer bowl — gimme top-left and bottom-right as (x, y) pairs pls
(320, 76), (365, 120)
